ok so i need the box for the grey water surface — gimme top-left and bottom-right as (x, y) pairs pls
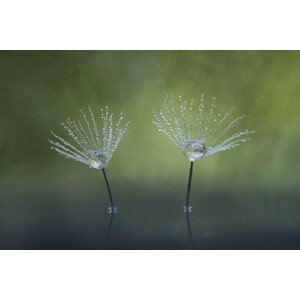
(1, 186), (299, 249)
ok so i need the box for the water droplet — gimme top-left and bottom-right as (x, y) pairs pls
(184, 140), (207, 161)
(88, 150), (107, 169)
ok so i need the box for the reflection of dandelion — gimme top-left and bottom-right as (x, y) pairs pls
(49, 106), (129, 213)
(153, 94), (254, 212)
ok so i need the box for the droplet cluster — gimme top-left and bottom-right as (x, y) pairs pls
(153, 94), (254, 161)
(49, 106), (129, 169)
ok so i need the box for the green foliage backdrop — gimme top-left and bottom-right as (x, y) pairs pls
(0, 51), (298, 194)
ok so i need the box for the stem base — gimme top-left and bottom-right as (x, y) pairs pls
(183, 206), (192, 213)
(108, 206), (118, 214)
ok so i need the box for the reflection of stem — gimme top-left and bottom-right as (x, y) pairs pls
(185, 162), (194, 209)
(102, 168), (115, 210)
(186, 211), (194, 246)
(106, 212), (114, 241)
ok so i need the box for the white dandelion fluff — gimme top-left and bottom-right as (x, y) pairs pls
(153, 94), (254, 161)
(49, 106), (129, 170)
(49, 106), (129, 214)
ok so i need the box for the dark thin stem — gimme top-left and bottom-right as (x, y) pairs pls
(185, 161), (194, 209)
(102, 168), (115, 209)
(185, 161), (194, 246)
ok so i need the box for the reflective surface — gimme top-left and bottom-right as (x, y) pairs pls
(0, 186), (299, 249)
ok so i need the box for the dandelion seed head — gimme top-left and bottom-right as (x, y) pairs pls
(49, 106), (129, 170)
(153, 94), (254, 161)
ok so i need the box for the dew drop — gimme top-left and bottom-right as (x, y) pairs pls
(184, 140), (207, 161)
(88, 150), (107, 169)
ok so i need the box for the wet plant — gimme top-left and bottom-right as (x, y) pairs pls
(153, 94), (254, 238)
(49, 106), (129, 214)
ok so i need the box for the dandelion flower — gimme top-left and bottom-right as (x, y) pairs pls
(49, 106), (129, 213)
(153, 94), (254, 214)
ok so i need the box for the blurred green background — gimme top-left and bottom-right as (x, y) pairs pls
(0, 51), (299, 249)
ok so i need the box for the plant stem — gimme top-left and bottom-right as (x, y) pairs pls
(185, 161), (194, 209)
(102, 168), (115, 210)
(185, 161), (194, 246)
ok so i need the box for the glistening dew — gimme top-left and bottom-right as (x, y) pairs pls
(153, 94), (254, 161)
(49, 106), (129, 170)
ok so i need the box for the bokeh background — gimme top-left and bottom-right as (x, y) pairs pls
(0, 51), (299, 249)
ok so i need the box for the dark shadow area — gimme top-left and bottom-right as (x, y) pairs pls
(0, 190), (299, 250)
